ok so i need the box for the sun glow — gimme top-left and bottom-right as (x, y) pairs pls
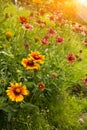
(78, 0), (87, 5)
(75, 0), (87, 22)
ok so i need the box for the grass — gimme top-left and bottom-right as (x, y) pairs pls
(1, 0), (87, 130)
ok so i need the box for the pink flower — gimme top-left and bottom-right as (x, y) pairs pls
(71, 22), (76, 26)
(57, 18), (67, 25)
(29, 13), (34, 18)
(49, 16), (56, 21)
(35, 20), (46, 27)
(84, 40), (87, 46)
(56, 37), (64, 44)
(46, 28), (57, 37)
(67, 53), (76, 63)
(84, 29), (87, 35)
(73, 24), (83, 33)
(74, 27), (83, 32)
(41, 36), (49, 45)
(82, 78), (87, 86)
(22, 24), (34, 30)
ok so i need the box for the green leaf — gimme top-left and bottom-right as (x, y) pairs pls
(0, 51), (14, 58)
(20, 102), (37, 110)
(0, 103), (18, 113)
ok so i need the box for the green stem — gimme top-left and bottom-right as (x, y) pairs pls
(33, 70), (38, 82)
(7, 113), (12, 130)
(7, 120), (12, 130)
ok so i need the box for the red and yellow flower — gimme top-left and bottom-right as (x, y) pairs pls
(21, 58), (40, 70)
(67, 53), (76, 63)
(29, 52), (44, 64)
(6, 82), (29, 102)
(38, 82), (45, 91)
(18, 16), (28, 24)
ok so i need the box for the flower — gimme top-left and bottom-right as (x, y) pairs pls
(41, 36), (49, 45)
(35, 36), (40, 42)
(26, 0), (30, 5)
(51, 72), (57, 79)
(79, 50), (82, 53)
(39, 9), (46, 16)
(6, 82), (29, 102)
(29, 12), (34, 18)
(56, 37), (64, 44)
(29, 52), (44, 64)
(49, 15), (56, 21)
(84, 40), (87, 46)
(82, 78), (87, 86)
(21, 58), (40, 70)
(22, 24), (34, 30)
(38, 82), (45, 91)
(23, 42), (30, 50)
(35, 20), (46, 27)
(18, 16), (28, 24)
(5, 13), (9, 18)
(67, 53), (76, 63)
(5, 31), (12, 40)
(73, 25), (83, 33)
(46, 28), (57, 37)
(84, 29), (87, 35)
(33, 0), (42, 4)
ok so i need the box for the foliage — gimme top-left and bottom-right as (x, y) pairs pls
(1, 0), (87, 130)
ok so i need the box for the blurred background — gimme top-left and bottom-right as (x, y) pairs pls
(11, 0), (87, 24)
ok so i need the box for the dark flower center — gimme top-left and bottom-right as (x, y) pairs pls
(68, 56), (73, 60)
(49, 29), (54, 33)
(27, 60), (34, 66)
(34, 55), (39, 60)
(14, 88), (21, 95)
(85, 78), (87, 82)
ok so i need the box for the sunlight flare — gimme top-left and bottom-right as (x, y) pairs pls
(78, 0), (87, 5)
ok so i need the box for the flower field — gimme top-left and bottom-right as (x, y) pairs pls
(1, 0), (87, 130)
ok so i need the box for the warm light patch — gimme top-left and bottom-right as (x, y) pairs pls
(76, 0), (87, 22)
(78, 0), (87, 5)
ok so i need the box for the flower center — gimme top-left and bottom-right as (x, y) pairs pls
(23, 18), (26, 22)
(27, 60), (34, 66)
(68, 56), (73, 60)
(14, 87), (21, 95)
(49, 29), (54, 33)
(16, 88), (21, 93)
(34, 54), (39, 60)
(85, 78), (87, 82)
